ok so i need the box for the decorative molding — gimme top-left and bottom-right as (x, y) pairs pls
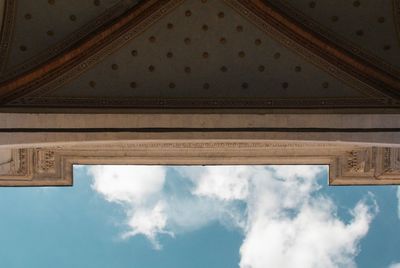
(0, 148), (64, 186)
(12, 148), (30, 176)
(8, 96), (391, 109)
(0, 141), (399, 186)
(337, 148), (375, 178)
(35, 149), (57, 175)
(375, 147), (400, 179)
(0, 148), (31, 179)
(65, 141), (347, 149)
(331, 147), (400, 185)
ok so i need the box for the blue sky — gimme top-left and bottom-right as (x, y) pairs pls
(0, 165), (399, 268)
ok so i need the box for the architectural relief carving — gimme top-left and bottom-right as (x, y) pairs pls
(0, 1), (398, 188)
(0, 148), (31, 179)
(332, 147), (400, 185)
(35, 150), (57, 175)
(375, 147), (400, 179)
(346, 149), (373, 174)
(0, 142), (398, 186)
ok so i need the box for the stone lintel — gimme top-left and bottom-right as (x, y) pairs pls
(0, 141), (399, 186)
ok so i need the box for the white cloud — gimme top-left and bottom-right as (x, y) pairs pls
(187, 166), (250, 201)
(89, 165), (168, 248)
(122, 200), (171, 249)
(389, 263), (400, 268)
(90, 165), (165, 204)
(88, 165), (244, 248)
(88, 165), (377, 267)
(240, 197), (375, 268)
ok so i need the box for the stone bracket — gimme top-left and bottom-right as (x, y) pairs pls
(331, 147), (400, 185)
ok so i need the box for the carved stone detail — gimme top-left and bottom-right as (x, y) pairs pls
(0, 148), (32, 179)
(12, 149), (29, 176)
(346, 149), (373, 174)
(375, 147), (400, 179)
(332, 147), (400, 184)
(0, 142), (399, 187)
(11, 96), (388, 109)
(35, 150), (57, 175)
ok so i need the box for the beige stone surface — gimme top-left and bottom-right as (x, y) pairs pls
(0, 112), (399, 186)
(1, 113), (400, 129)
(0, 132), (399, 149)
(0, 140), (398, 186)
(0, 113), (399, 149)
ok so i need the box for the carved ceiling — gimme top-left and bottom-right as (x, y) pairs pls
(274, 0), (400, 75)
(0, 0), (139, 81)
(0, 0), (399, 110)
(39, 0), (372, 105)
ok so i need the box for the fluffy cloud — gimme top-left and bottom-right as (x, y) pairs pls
(389, 264), (400, 268)
(89, 165), (244, 248)
(90, 165), (165, 204)
(88, 165), (377, 266)
(182, 166), (250, 201)
(238, 166), (377, 268)
(89, 165), (168, 248)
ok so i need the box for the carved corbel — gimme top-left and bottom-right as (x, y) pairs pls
(331, 147), (400, 185)
(0, 148), (68, 186)
(374, 147), (400, 180)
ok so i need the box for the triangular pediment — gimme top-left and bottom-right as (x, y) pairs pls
(2, 0), (399, 109)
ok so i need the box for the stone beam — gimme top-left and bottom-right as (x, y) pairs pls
(0, 141), (399, 186)
(0, 113), (399, 148)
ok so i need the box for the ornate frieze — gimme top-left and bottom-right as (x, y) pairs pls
(35, 149), (57, 175)
(0, 142), (399, 186)
(375, 147), (400, 179)
(332, 147), (400, 184)
(0, 148), (30, 179)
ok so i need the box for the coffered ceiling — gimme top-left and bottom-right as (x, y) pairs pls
(0, 0), (398, 110)
(0, 0), (139, 81)
(276, 0), (400, 73)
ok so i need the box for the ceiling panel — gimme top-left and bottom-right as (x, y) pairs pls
(0, 0), (140, 81)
